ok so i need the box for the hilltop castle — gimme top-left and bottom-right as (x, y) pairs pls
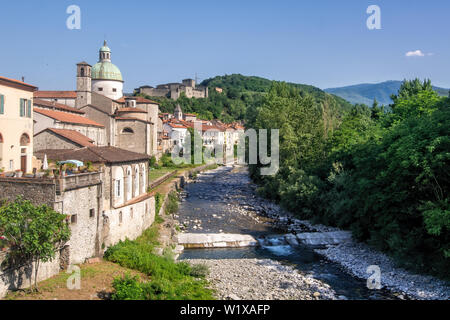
(135, 79), (209, 100)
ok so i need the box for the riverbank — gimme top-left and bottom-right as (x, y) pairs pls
(176, 165), (450, 300)
(186, 259), (337, 300)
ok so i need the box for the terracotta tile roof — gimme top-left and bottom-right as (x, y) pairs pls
(34, 108), (105, 127)
(35, 146), (150, 164)
(33, 99), (85, 114)
(34, 91), (77, 99)
(115, 96), (159, 105)
(114, 116), (153, 124)
(0, 76), (37, 90)
(117, 107), (147, 113)
(42, 128), (95, 147)
(167, 122), (188, 129)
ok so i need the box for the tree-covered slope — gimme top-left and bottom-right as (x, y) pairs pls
(137, 74), (353, 124)
(325, 80), (449, 106)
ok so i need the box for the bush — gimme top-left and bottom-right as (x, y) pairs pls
(155, 193), (164, 215)
(149, 156), (157, 169)
(165, 191), (179, 215)
(111, 274), (144, 300)
(104, 225), (214, 300)
(189, 264), (210, 278)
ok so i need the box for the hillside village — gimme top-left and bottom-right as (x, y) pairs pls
(0, 41), (244, 296)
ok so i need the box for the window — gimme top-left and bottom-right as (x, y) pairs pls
(71, 215), (77, 224)
(19, 99), (31, 118)
(9, 160), (13, 170)
(130, 207), (133, 219)
(0, 133), (3, 143)
(112, 88), (117, 92)
(27, 100), (31, 118)
(98, 88), (103, 92)
(116, 179), (121, 197)
(122, 128), (134, 134)
(0, 94), (4, 114)
(89, 209), (95, 218)
(20, 99), (25, 117)
(119, 211), (123, 224)
(81, 67), (85, 77)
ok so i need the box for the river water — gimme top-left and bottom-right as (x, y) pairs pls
(178, 165), (398, 300)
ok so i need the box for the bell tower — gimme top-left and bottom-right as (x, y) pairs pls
(76, 61), (92, 109)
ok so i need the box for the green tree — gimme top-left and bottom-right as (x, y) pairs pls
(0, 197), (71, 290)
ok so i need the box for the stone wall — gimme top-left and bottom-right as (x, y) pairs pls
(34, 130), (81, 151)
(0, 252), (62, 298)
(0, 168), (157, 298)
(55, 183), (102, 264)
(0, 178), (55, 206)
(115, 120), (148, 155)
(102, 196), (155, 247)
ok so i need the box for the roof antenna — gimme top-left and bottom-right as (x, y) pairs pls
(22, 76), (25, 82)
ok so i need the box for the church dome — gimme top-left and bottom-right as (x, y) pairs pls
(92, 41), (123, 82)
(92, 61), (123, 82)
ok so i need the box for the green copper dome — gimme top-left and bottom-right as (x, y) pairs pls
(92, 61), (123, 82)
(92, 41), (123, 82)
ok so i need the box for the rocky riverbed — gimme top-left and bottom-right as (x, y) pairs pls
(176, 165), (450, 300)
(186, 259), (338, 300)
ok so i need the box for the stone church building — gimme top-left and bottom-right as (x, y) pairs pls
(33, 41), (162, 159)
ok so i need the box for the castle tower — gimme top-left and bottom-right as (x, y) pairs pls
(174, 104), (183, 120)
(76, 61), (92, 109)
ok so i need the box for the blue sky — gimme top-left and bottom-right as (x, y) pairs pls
(0, 0), (449, 92)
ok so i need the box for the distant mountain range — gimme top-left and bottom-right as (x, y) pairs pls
(325, 81), (449, 106)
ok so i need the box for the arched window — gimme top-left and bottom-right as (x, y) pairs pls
(113, 167), (124, 206)
(140, 164), (146, 194)
(20, 133), (30, 146)
(122, 127), (134, 134)
(134, 165), (139, 198)
(126, 166), (132, 202)
(81, 67), (85, 77)
(0, 133), (3, 143)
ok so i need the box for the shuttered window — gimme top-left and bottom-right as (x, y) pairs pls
(27, 100), (32, 118)
(20, 99), (25, 117)
(0, 94), (4, 114)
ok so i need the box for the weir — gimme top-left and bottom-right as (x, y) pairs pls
(177, 233), (258, 249)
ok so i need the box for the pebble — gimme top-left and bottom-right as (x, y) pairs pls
(186, 259), (337, 300)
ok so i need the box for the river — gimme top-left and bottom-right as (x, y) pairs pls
(176, 165), (399, 300)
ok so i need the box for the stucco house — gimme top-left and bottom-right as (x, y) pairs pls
(0, 76), (37, 173)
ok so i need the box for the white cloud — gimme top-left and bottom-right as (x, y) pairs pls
(405, 50), (433, 57)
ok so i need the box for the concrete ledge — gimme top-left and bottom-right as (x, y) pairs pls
(177, 233), (258, 249)
(296, 231), (353, 246)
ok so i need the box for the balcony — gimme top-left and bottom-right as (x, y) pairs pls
(56, 171), (102, 194)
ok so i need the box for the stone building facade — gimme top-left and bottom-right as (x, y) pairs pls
(0, 145), (155, 299)
(135, 79), (209, 100)
(34, 128), (96, 151)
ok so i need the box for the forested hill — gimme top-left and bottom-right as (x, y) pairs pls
(138, 74), (352, 123)
(201, 74), (352, 112)
(325, 80), (449, 106)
